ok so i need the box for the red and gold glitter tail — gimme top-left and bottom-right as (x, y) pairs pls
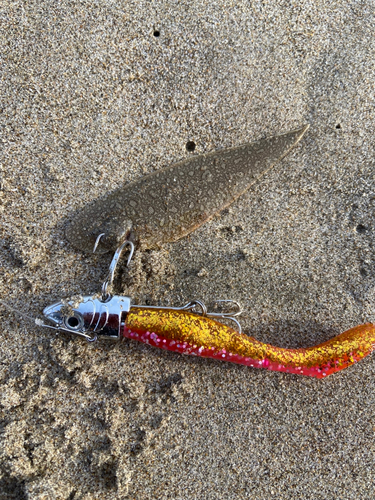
(124, 308), (375, 378)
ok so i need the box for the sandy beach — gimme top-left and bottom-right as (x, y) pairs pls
(1, 0), (375, 498)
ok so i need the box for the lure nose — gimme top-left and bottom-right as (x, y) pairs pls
(43, 301), (64, 325)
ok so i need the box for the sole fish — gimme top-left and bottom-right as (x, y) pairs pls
(65, 125), (309, 253)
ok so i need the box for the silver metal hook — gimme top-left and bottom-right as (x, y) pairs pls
(93, 233), (106, 253)
(209, 299), (243, 318)
(179, 300), (208, 316)
(133, 298), (243, 333)
(177, 299), (243, 332)
(205, 299), (243, 333)
(99, 240), (135, 301)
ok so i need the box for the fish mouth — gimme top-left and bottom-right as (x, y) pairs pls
(43, 301), (64, 326)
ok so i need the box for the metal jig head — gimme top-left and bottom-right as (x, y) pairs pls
(40, 241), (243, 340)
(1, 241), (242, 341)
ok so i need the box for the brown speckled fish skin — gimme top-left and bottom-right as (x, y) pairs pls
(66, 125), (309, 253)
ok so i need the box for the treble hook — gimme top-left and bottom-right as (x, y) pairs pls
(203, 299), (243, 333)
(209, 299), (242, 318)
(94, 236), (135, 301)
(179, 299), (243, 332)
(133, 298), (243, 333)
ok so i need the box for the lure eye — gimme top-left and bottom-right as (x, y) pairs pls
(64, 312), (83, 330)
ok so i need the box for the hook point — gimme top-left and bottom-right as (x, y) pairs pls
(93, 233), (106, 253)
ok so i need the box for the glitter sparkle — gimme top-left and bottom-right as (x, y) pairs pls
(122, 308), (375, 378)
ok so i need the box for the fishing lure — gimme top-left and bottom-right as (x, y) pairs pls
(36, 241), (375, 379)
(65, 125), (309, 254)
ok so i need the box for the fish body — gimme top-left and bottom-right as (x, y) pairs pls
(43, 295), (375, 378)
(66, 125), (309, 253)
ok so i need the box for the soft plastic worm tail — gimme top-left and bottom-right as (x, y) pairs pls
(123, 308), (375, 378)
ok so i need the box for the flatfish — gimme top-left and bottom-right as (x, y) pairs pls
(65, 125), (309, 253)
